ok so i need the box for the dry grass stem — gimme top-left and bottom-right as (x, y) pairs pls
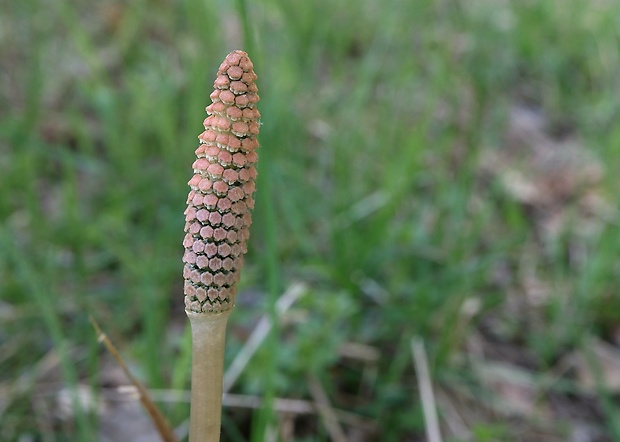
(223, 282), (307, 393)
(435, 390), (471, 440)
(103, 388), (377, 434)
(307, 374), (348, 442)
(411, 337), (443, 442)
(145, 389), (366, 421)
(90, 317), (179, 442)
(0, 350), (62, 418)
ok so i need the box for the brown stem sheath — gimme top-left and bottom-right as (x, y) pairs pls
(187, 310), (232, 442)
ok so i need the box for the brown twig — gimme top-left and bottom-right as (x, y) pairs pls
(89, 316), (179, 442)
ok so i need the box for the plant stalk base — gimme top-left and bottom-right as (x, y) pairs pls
(187, 309), (232, 442)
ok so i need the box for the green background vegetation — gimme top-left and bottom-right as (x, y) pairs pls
(1, 0), (619, 440)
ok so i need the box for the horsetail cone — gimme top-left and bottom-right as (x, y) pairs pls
(183, 50), (260, 314)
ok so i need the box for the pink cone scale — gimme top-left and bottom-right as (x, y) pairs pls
(183, 50), (259, 314)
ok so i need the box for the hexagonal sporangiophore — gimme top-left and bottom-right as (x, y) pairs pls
(182, 51), (260, 314)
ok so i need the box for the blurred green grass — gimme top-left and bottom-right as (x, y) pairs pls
(1, 0), (619, 440)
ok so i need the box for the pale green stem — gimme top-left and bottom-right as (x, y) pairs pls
(187, 310), (232, 442)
